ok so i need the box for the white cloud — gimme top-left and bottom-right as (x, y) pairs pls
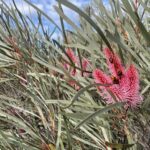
(16, 3), (43, 15)
(72, 0), (90, 7)
(5, 0), (43, 15)
(44, 0), (91, 29)
(6, 0), (90, 25)
(4, 0), (91, 32)
(50, 32), (62, 40)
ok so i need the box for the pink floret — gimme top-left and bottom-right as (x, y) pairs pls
(64, 48), (91, 90)
(104, 48), (125, 77)
(66, 48), (77, 63)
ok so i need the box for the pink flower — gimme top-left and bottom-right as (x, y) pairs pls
(64, 48), (77, 76)
(64, 48), (91, 89)
(80, 58), (91, 77)
(104, 48), (125, 77)
(93, 48), (143, 108)
(66, 48), (77, 63)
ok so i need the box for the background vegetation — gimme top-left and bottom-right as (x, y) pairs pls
(0, 0), (149, 149)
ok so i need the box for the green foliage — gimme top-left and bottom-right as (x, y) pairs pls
(0, 0), (149, 149)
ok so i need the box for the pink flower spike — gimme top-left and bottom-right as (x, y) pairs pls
(64, 48), (77, 76)
(93, 48), (143, 108)
(63, 48), (91, 90)
(69, 80), (80, 90)
(93, 69), (115, 103)
(82, 58), (89, 70)
(66, 48), (77, 63)
(104, 48), (125, 77)
(81, 58), (91, 77)
(123, 64), (143, 107)
(126, 64), (139, 91)
(93, 69), (111, 85)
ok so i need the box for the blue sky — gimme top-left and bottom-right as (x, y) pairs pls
(5, 0), (108, 39)
(5, 0), (92, 38)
